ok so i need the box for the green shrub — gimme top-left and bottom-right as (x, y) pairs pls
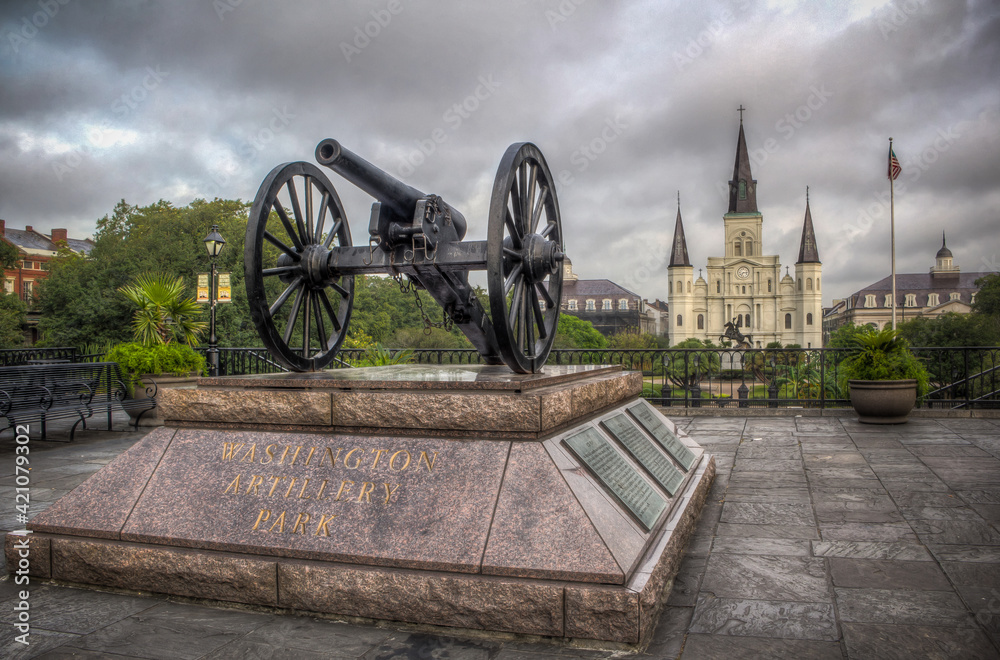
(840, 326), (929, 396)
(107, 342), (206, 394)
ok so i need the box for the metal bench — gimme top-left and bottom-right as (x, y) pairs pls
(0, 362), (157, 441)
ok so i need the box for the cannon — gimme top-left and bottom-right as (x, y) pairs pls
(245, 140), (566, 374)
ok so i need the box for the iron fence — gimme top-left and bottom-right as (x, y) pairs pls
(3, 346), (997, 409)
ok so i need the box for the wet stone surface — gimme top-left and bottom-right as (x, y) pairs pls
(2, 413), (1000, 658)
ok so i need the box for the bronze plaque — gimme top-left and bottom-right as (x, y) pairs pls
(602, 414), (684, 496)
(563, 427), (666, 531)
(627, 402), (696, 470)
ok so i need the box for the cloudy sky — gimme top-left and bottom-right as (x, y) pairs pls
(1, 0), (997, 306)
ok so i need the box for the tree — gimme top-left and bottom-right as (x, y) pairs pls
(0, 240), (20, 269)
(607, 329), (658, 349)
(827, 323), (870, 349)
(899, 313), (999, 348)
(119, 273), (206, 346)
(0, 291), (26, 348)
(554, 314), (608, 349)
(973, 273), (1000, 337)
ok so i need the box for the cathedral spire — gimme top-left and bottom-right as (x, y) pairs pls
(728, 106), (758, 214)
(669, 191), (691, 267)
(797, 187), (820, 264)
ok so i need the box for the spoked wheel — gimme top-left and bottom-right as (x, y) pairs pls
(487, 143), (564, 373)
(245, 162), (353, 371)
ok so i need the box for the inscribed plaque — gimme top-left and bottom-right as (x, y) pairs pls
(563, 427), (667, 531)
(602, 414), (684, 496)
(627, 402), (696, 470)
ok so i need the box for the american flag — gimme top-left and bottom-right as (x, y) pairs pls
(888, 146), (902, 180)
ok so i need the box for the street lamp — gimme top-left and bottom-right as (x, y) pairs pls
(203, 225), (226, 376)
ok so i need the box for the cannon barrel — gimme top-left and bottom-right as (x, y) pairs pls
(315, 138), (467, 240)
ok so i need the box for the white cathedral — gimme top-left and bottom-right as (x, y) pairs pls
(667, 113), (824, 348)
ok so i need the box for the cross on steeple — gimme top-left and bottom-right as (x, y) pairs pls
(737, 104), (746, 124)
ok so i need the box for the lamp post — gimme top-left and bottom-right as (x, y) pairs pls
(203, 225), (226, 377)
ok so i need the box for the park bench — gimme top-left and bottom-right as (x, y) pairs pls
(0, 362), (157, 441)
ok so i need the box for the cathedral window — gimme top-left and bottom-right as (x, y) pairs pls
(742, 286), (746, 294)
(734, 241), (742, 257)
(744, 314), (751, 328)
(784, 313), (792, 329)
(676, 281), (683, 294)
(586, 299), (595, 311)
(716, 280), (721, 293)
(950, 292), (961, 302)
(687, 281), (692, 293)
(697, 314), (704, 330)
(927, 293), (939, 306)
(568, 299), (577, 311)
(807, 278), (813, 291)
(767, 279), (772, 292)
(676, 314), (683, 327)
(798, 278), (802, 291)
(905, 294), (917, 307)
(619, 299), (628, 310)
(817, 277), (820, 289)
(738, 180), (747, 199)
(865, 294), (876, 308)
(602, 299), (612, 310)
(806, 313), (813, 325)
(745, 240), (753, 256)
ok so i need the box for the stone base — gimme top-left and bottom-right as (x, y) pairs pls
(9, 365), (714, 645)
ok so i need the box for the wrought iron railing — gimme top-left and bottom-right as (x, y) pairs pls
(3, 346), (998, 409)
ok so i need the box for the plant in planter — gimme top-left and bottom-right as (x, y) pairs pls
(108, 274), (207, 422)
(840, 326), (929, 424)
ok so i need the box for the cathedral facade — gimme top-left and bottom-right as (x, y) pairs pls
(667, 115), (824, 348)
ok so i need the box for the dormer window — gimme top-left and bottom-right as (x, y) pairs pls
(905, 294), (917, 307)
(928, 293), (940, 306)
(586, 299), (596, 311)
(865, 294), (876, 308)
(567, 299), (577, 311)
(950, 292), (961, 302)
(884, 294), (892, 308)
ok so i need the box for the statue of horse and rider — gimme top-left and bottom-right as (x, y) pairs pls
(720, 318), (753, 348)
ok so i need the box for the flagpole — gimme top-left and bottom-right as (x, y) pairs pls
(890, 137), (897, 331)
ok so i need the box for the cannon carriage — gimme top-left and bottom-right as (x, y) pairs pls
(245, 140), (566, 373)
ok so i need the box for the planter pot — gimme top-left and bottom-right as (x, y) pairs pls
(127, 372), (200, 427)
(848, 379), (917, 424)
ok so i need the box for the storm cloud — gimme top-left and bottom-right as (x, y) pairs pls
(0, 0), (997, 305)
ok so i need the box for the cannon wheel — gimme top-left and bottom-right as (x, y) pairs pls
(245, 162), (354, 372)
(487, 143), (564, 373)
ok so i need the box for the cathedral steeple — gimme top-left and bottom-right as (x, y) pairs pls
(669, 191), (691, 267)
(728, 105), (758, 214)
(796, 187), (820, 264)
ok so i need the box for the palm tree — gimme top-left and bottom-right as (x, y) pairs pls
(119, 273), (206, 346)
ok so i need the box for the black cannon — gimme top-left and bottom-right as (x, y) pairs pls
(245, 140), (566, 373)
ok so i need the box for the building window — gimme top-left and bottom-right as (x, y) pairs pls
(602, 299), (611, 310)
(905, 294), (917, 307)
(22, 281), (33, 300)
(3, 279), (13, 293)
(697, 314), (704, 330)
(744, 314), (751, 328)
(586, 299), (595, 311)
(738, 180), (747, 199)
(884, 294), (893, 308)
(950, 292), (961, 302)
(746, 240), (753, 256)
(806, 313), (813, 325)
(687, 281), (691, 293)
(619, 299), (628, 310)
(676, 281), (682, 294)
(817, 277), (820, 289)
(797, 278), (802, 291)
(741, 286), (746, 294)
(767, 279), (772, 292)
(807, 278), (813, 291)
(865, 294), (876, 308)
(928, 293), (939, 306)
(734, 241), (742, 256)
(784, 313), (792, 329)
(568, 299), (577, 311)
(716, 280), (721, 293)
(676, 314), (683, 327)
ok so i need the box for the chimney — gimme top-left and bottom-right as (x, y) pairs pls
(0, 219), (5, 235)
(51, 228), (68, 245)
(25, 225), (33, 233)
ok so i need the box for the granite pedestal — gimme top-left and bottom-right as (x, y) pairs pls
(8, 364), (714, 645)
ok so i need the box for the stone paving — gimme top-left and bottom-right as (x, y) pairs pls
(1, 413), (1000, 659)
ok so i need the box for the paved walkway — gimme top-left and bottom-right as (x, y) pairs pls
(1, 414), (999, 659)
